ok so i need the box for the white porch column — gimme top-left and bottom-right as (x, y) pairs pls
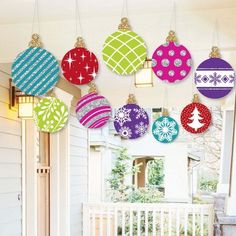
(50, 88), (73, 236)
(217, 110), (234, 194)
(23, 120), (38, 236)
(225, 107), (236, 216)
(101, 147), (113, 201)
(226, 156), (236, 215)
(88, 147), (102, 202)
(164, 144), (189, 202)
(225, 94), (236, 216)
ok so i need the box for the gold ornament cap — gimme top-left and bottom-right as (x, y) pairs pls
(28, 34), (42, 48)
(75, 37), (86, 48)
(127, 94), (137, 104)
(162, 108), (169, 116)
(166, 30), (178, 43)
(192, 94), (200, 103)
(209, 46), (221, 58)
(88, 82), (98, 94)
(118, 17), (131, 31)
(47, 89), (56, 98)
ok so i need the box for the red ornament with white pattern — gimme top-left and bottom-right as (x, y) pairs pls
(61, 37), (98, 85)
(181, 94), (211, 134)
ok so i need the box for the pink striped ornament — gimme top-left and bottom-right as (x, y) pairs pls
(76, 92), (112, 129)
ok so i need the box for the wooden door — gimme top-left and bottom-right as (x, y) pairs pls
(36, 132), (50, 236)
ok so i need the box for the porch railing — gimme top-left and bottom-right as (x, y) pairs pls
(83, 202), (214, 236)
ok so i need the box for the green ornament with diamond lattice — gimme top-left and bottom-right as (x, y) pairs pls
(33, 97), (69, 133)
(102, 18), (147, 75)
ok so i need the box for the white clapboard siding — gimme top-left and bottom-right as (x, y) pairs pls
(70, 111), (88, 236)
(0, 71), (22, 236)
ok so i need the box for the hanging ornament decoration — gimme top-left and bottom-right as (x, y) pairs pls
(152, 109), (179, 143)
(102, 17), (147, 75)
(12, 34), (60, 96)
(61, 37), (99, 85)
(181, 94), (211, 134)
(152, 31), (192, 83)
(33, 96), (69, 133)
(195, 46), (235, 99)
(113, 94), (149, 139)
(76, 83), (112, 128)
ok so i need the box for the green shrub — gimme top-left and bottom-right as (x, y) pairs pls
(128, 187), (163, 203)
(147, 159), (164, 187)
(199, 178), (218, 193)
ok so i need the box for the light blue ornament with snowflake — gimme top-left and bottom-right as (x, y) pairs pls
(152, 116), (179, 143)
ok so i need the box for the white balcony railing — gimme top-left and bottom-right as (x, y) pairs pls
(83, 202), (214, 236)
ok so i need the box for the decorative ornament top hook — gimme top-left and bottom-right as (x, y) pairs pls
(75, 37), (86, 48)
(166, 30), (178, 43)
(162, 108), (169, 116)
(88, 82), (98, 94)
(192, 94), (200, 103)
(28, 33), (42, 48)
(209, 46), (221, 58)
(118, 17), (131, 31)
(47, 89), (56, 98)
(127, 94), (137, 104)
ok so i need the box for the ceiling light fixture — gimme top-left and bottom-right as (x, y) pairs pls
(134, 59), (154, 88)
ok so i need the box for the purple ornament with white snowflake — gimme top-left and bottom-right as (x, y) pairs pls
(195, 57), (235, 99)
(114, 103), (149, 139)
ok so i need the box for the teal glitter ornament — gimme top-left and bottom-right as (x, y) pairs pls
(152, 110), (179, 143)
(12, 34), (59, 96)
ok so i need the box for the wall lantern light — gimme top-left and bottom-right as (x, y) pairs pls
(9, 79), (35, 119)
(134, 59), (154, 88)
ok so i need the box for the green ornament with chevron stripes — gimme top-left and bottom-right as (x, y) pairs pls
(102, 18), (147, 75)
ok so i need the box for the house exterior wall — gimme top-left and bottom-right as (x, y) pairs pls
(0, 70), (22, 236)
(217, 110), (234, 194)
(70, 109), (89, 236)
(89, 125), (123, 202)
(127, 133), (189, 202)
(88, 149), (102, 202)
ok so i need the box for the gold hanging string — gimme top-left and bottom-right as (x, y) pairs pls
(121, 0), (128, 18)
(28, 33), (42, 48)
(127, 94), (137, 104)
(162, 85), (169, 116)
(191, 79), (197, 96)
(75, 37), (86, 48)
(88, 82), (98, 94)
(169, 1), (176, 32)
(192, 94), (200, 103)
(212, 19), (219, 47)
(166, 30), (178, 43)
(75, 0), (83, 39)
(209, 46), (221, 58)
(118, 17), (131, 31)
(209, 19), (221, 58)
(31, 0), (40, 34)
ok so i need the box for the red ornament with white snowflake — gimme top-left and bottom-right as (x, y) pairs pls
(181, 94), (211, 134)
(61, 37), (98, 85)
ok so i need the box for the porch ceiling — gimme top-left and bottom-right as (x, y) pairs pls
(0, 0), (235, 24)
(0, 1), (235, 108)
